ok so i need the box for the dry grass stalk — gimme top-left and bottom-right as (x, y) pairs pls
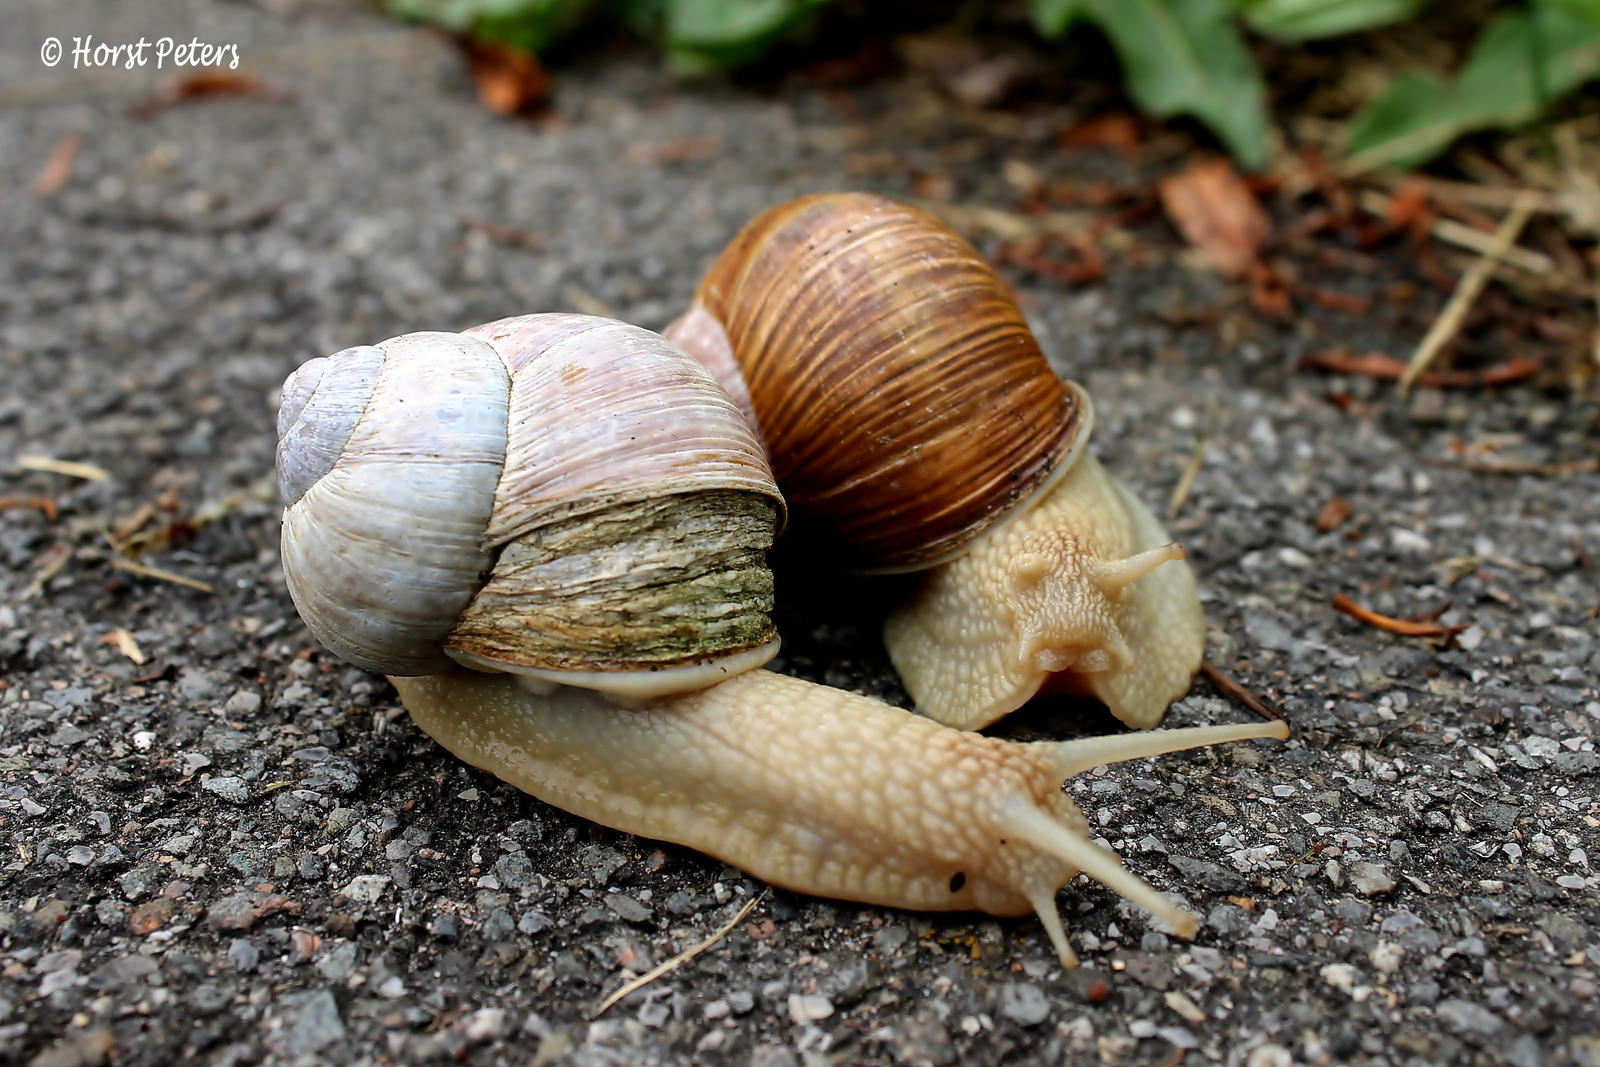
(1399, 192), (1539, 395)
(593, 892), (765, 1018)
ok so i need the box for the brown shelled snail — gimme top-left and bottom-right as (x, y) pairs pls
(667, 192), (1204, 732)
(275, 312), (1287, 968)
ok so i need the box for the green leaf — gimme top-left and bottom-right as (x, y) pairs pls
(1233, 0), (1431, 41)
(664, 0), (829, 70)
(384, 0), (595, 53)
(1538, 0), (1600, 34)
(1031, 0), (1093, 37)
(1034, 0), (1269, 167)
(1345, 6), (1600, 170)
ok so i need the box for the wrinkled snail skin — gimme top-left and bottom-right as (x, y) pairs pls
(666, 192), (1205, 731)
(393, 668), (1288, 968)
(277, 313), (1286, 968)
(884, 451), (1207, 731)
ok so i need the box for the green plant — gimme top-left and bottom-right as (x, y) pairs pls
(382, 0), (1600, 171)
(1344, 4), (1600, 170)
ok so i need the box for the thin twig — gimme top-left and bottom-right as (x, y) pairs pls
(1332, 594), (1469, 638)
(1298, 350), (1542, 389)
(592, 891), (765, 1018)
(1198, 661), (1284, 723)
(23, 544), (71, 600)
(1167, 414), (1215, 521)
(1363, 174), (1559, 214)
(16, 455), (109, 481)
(101, 628), (147, 665)
(1399, 192), (1540, 396)
(1355, 191), (1556, 276)
(0, 496), (60, 520)
(110, 558), (214, 594)
(913, 199), (1091, 241)
(1423, 455), (1600, 477)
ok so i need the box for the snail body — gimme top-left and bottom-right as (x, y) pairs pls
(276, 314), (1286, 968)
(395, 668), (1284, 968)
(667, 192), (1205, 731)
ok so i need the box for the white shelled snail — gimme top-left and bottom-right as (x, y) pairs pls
(275, 312), (1287, 968)
(667, 192), (1206, 732)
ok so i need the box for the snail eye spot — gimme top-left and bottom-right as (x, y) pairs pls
(949, 872), (966, 893)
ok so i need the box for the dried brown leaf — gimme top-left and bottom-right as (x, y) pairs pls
(132, 73), (276, 119)
(32, 133), (82, 199)
(1158, 158), (1271, 277)
(1057, 114), (1143, 157)
(466, 41), (548, 116)
(101, 629), (147, 666)
(1315, 497), (1353, 533)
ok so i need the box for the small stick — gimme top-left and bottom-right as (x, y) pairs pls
(1332, 593), (1469, 638)
(1298, 350), (1542, 389)
(1399, 193), (1539, 396)
(1198, 661), (1284, 722)
(1357, 191), (1555, 276)
(593, 891), (765, 1018)
(1362, 174), (1559, 214)
(110, 558), (214, 594)
(1403, 599), (1453, 624)
(459, 214), (542, 250)
(101, 629), (147, 665)
(914, 199), (1091, 241)
(16, 455), (109, 481)
(1423, 456), (1599, 477)
(0, 496), (59, 520)
(22, 544), (71, 600)
(1167, 414), (1215, 521)
(31, 132), (82, 198)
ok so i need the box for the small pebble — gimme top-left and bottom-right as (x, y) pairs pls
(202, 776), (249, 804)
(227, 939), (260, 973)
(1351, 861), (1397, 895)
(998, 982), (1049, 1027)
(788, 994), (833, 1022)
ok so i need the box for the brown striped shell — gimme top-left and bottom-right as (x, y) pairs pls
(666, 193), (1090, 572)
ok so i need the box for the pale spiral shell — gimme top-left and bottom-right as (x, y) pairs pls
(277, 314), (785, 695)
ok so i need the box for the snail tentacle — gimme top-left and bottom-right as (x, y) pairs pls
(884, 452), (1205, 731)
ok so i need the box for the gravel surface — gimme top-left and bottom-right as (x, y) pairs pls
(3, 2), (1598, 1065)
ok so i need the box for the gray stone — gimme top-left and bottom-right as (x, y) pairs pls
(203, 776), (249, 804)
(605, 893), (651, 923)
(227, 939), (260, 972)
(998, 982), (1049, 1026)
(1434, 998), (1503, 1039)
(1350, 862), (1396, 895)
(286, 989), (346, 1056)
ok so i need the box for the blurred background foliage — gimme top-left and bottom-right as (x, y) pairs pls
(383, 0), (1600, 173)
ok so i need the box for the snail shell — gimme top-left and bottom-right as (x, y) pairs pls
(276, 314), (784, 697)
(670, 192), (1092, 573)
(668, 193), (1205, 730)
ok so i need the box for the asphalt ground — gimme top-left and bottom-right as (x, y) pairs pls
(1, 2), (1597, 1065)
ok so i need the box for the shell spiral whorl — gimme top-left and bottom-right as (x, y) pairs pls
(672, 192), (1092, 573)
(276, 315), (785, 696)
